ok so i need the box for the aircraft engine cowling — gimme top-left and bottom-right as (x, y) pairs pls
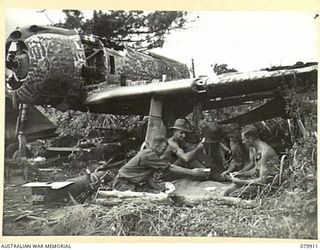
(5, 25), (86, 109)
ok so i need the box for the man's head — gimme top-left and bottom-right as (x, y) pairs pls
(173, 129), (187, 142)
(241, 125), (258, 146)
(169, 118), (192, 142)
(151, 136), (168, 155)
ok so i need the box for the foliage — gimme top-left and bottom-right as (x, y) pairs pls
(13, 198), (314, 238)
(37, 106), (147, 163)
(259, 135), (317, 239)
(60, 10), (84, 30)
(284, 78), (317, 138)
(253, 119), (291, 153)
(56, 10), (188, 50)
(39, 107), (147, 141)
(212, 63), (237, 75)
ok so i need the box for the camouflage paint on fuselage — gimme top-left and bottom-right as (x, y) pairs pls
(6, 25), (86, 108)
(6, 25), (190, 110)
(102, 46), (190, 85)
(24, 33), (85, 100)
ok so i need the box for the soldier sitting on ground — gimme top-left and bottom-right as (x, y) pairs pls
(221, 123), (254, 178)
(113, 135), (208, 193)
(224, 125), (280, 198)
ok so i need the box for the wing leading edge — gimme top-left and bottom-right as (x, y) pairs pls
(85, 63), (317, 115)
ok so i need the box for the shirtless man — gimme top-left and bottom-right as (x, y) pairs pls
(224, 124), (279, 197)
(162, 118), (205, 167)
(221, 123), (253, 178)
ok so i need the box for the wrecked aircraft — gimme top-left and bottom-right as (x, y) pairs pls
(5, 25), (317, 204)
(5, 25), (190, 110)
(5, 25), (317, 131)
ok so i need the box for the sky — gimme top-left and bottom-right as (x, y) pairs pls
(5, 9), (319, 76)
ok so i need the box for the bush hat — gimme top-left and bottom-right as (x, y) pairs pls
(169, 118), (192, 133)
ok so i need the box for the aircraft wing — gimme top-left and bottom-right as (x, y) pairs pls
(85, 63), (317, 116)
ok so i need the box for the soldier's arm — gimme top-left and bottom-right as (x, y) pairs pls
(168, 164), (208, 178)
(219, 142), (232, 154)
(221, 160), (239, 176)
(174, 142), (204, 162)
(231, 152), (270, 185)
(236, 166), (257, 177)
(233, 147), (255, 176)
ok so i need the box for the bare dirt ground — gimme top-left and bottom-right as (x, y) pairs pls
(2, 161), (81, 235)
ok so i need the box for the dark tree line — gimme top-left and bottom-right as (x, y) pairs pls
(55, 10), (188, 51)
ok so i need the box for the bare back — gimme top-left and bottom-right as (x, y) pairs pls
(254, 140), (279, 181)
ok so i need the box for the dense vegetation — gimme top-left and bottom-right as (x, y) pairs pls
(55, 10), (189, 50)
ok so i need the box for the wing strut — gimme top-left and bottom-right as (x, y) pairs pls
(141, 97), (167, 149)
